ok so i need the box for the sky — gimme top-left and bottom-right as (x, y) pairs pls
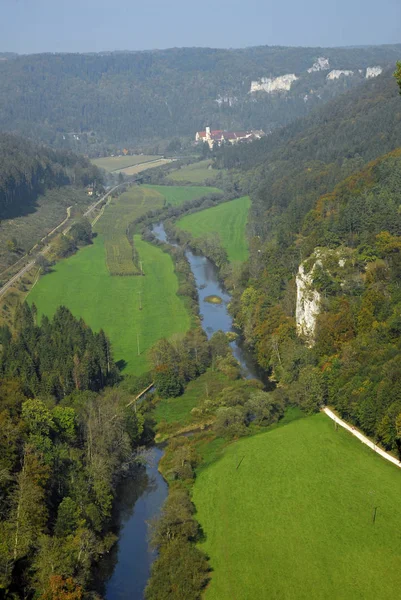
(1, 0), (400, 54)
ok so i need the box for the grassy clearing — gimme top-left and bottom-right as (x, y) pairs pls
(95, 186), (164, 275)
(143, 185), (222, 207)
(91, 155), (161, 172)
(166, 160), (216, 184)
(177, 196), (250, 262)
(193, 413), (401, 600)
(28, 234), (190, 374)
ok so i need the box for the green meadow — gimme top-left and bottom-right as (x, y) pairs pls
(177, 196), (250, 262)
(166, 160), (216, 184)
(142, 184), (222, 206)
(193, 413), (401, 600)
(28, 234), (190, 374)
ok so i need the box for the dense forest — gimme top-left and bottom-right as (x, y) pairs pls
(0, 133), (103, 217)
(0, 304), (147, 598)
(215, 64), (401, 451)
(0, 45), (400, 149)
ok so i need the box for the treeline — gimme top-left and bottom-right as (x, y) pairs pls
(1, 46), (400, 149)
(0, 304), (146, 598)
(1, 303), (117, 399)
(0, 133), (103, 217)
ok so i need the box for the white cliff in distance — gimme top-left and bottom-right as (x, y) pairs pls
(250, 74), (298, 94)
(366, 66), (383, 78)
(307, 57), (330, 73)
(326, 70), (354, 80)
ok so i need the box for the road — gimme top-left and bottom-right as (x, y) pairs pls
(0, 182), (125, 299)
(323, 407), (401, 469)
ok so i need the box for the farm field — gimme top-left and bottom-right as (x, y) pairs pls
(96, 185), (164, 275)
(91, 155), (161, 172)
(193, 413), (401, 600)
(116, 159), (173, 176)
(143, 184), (222, 206)
(177, 195), (250, 262)
(166, 160), (216, 184)
(28, 233), (190, 374)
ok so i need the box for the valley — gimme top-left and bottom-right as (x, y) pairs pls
(27, 183), (217, 372)
(0, 36), (401, 600)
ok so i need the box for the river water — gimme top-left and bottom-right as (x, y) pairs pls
(99, 222), (258, 599)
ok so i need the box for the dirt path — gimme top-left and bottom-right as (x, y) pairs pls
(323, 407), (401, 469)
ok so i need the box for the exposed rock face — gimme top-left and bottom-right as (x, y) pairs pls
(366, 66), (383, 78)
(296, 263), (321, 345)
(307, 57), (330, 73)
(215, 95), (237, 106)
(327, 69), (354, 80)
(250, 74), (298, 94)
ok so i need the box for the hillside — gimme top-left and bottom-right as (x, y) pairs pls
(0, 45), (400, 149)
(216, 69), (401, 242)
(0, 133), (102, 217)
(222, 68), (401, 458)
(0, 133), (103, 270)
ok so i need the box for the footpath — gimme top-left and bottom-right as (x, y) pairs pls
(323, 407), (401, 469)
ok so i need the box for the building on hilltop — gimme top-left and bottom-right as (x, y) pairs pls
(195, 126), (265, 149)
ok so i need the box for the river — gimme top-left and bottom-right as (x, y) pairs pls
(98, 221), (259, 599)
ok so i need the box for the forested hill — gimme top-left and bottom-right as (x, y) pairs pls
(0, 133), (102, 217)
(215, 68), (401, 242)
(0, 44), (400, 149)
(222, 68), (401, 459)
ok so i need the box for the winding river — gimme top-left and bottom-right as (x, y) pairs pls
(98, 222), (258, 599)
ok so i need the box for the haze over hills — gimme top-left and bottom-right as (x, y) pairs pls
(0, 44), (400, 150)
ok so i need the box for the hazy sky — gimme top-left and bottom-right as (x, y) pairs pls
(1, 0), (400, 54)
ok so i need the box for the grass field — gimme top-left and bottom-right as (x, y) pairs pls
(176, 196), (250, 262)
(95, 186), (164, 275)
(166, 160), (216, 184)
(28, 234), (190, 374)
(193, 413), (401, 599)
(91, 155), (161, 172)
(142, 185), (222, 207)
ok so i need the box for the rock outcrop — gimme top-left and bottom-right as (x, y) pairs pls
(250, 74), (298, 94)
(327, 69), (354, 80)
(296, 262), (321, 345)
(307, 57), (330, 73)
(366, 66), (383, 78)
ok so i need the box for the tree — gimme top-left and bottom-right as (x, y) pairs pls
(394, 62), (401, 94)
(69, 219), (92, 246)
(39, 575), (83, 600)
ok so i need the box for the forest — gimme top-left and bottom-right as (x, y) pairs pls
(0, 303), (148, 598)
(0, 133), (103, 217)
(0, 45), (401, 149)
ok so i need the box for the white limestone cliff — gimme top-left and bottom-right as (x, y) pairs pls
(366, 66), (382, 78)
(249, 74), (298, 94)
(307, 57), (330, 73)
(215, 95), (237, 106)
(327, 70), (354, 80)
(296, 263), (321, 345)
